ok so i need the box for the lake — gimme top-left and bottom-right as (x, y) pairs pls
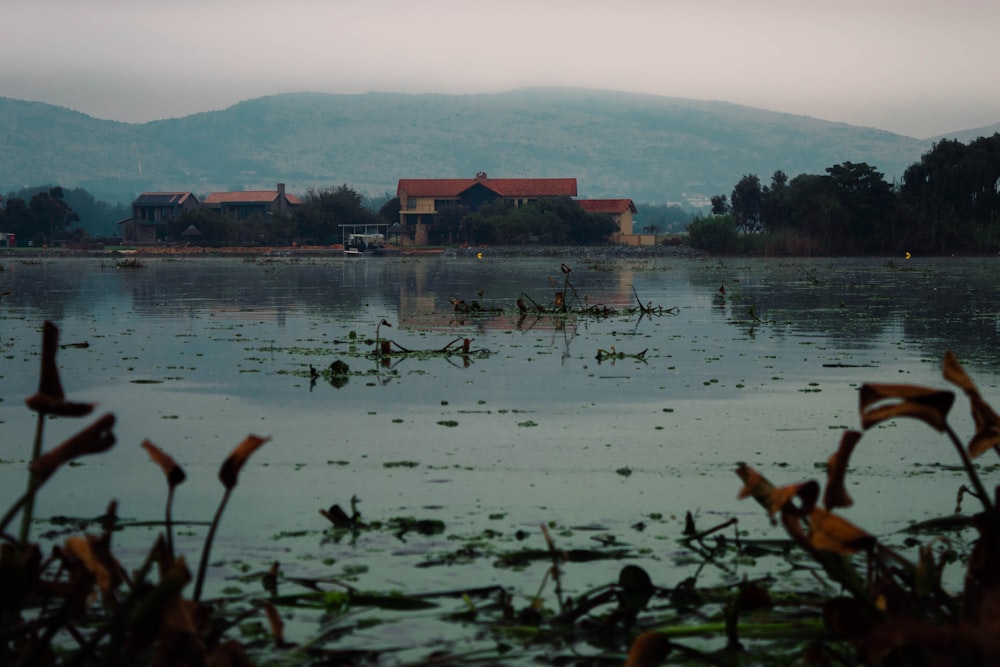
(2, 253), (997, 661)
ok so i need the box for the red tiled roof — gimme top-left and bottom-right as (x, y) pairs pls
(578, 199), (636, 215)
(135, 192), (197, 206)
(398, 177), (577, 198)
(203, 190), (281, 204)
(203, 190), (302, 205)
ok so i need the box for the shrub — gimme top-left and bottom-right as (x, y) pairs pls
(686, 214), (738, 252)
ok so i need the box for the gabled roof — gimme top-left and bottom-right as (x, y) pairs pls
(133, 192), (198, 206)
(577, 199), (637, 215)
(203, 190), (282, 205)
(398, 177), (577, 199)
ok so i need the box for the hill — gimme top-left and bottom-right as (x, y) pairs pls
(0, 88), (959, 206)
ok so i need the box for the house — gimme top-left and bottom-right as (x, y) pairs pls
(202, 183), (302, 220)
(577, 198), (638, 242)
(396, 172), (577, 245)
(124, 192), (200, 244)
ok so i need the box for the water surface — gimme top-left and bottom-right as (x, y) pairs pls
(1, 254), (997, 653)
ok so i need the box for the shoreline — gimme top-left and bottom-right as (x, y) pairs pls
(0, 243), (706, 260)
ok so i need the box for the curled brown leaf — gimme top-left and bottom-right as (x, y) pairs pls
(24, 321), (95, 417)
(218, 434), (270, 490)
(737, 463), (819, 522)
(30, 413), (116, 484)
(859, 383), (954, 432)
(142, 439), (187, 488)
(807, 507), (875, 554)
(943, 351), (1000, 458)
(64, 533), (123, 599)
(824, 430), (862, 509)
(624, 631), (672, 667)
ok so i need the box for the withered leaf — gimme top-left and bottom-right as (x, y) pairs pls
(807, 507), (875, 554)
(942, 350), (1000, 458)
(259, 600), (286, 647)
(218, 434), (270, 490)
(624, 631), (672, 667)
(772, 480), (820, 517)
(37, 320), (65, 399)
(24, 392), (95, 417)
(859, 383), (954, 432)
(64, 533), (123, 598)
(142, 439), (187, 488)
(30, 414), (116, 484)
(736, 462), (776, 511)
(24, 320), (95, 417)
(737, 463), (818, 523)
(824, 430), (862, 509)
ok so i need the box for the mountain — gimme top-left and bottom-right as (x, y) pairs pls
(930, 122), (1000, 144)
(0, 88), (975, 206)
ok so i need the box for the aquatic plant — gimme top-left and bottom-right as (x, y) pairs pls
(0, 321), (272, 665)
(114, 256), (143, 269)
(714, 351), (1000, 665)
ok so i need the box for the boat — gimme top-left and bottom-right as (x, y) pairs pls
(341, 224), (395, 256)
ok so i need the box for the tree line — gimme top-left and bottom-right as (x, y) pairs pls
(0, 184), (628, 248)
(167, 187), (620, 247)
(688, 133), (1000, 255)
(0, 186), (130, 246)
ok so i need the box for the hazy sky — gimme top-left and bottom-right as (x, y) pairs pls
(3, 0), (998, 138)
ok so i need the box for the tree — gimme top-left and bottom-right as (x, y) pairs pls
(377, 197), (401, 224)
(900, 134), (1000, 252)
(33, 187), (80, 244)
(710, 195), (730, 215)
(762, 170), (791, 230)
(0, 187), (80, 246)
(824, 162), (895, 252)
(730, 175), (762, 234)
(295, 184), (379, 245)
(0, 198), (32, 245)
(431, 204), (467, 244)
(170, 209), (228, 245)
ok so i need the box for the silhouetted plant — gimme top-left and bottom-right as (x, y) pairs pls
(727, 351), (1000, 664)
(0, 321), (272, 666)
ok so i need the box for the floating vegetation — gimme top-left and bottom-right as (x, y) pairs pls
(10, 291), (1000, 664)
(596, 345), (649, 363)
(115, 256), (144, 269)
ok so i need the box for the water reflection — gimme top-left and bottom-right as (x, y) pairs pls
(2, 255), (999, 543)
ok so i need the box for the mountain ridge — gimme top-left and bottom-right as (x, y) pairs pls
(1, 88), (995, 206)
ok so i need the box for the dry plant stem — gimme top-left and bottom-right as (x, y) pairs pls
(165, 486), (176, 559)
(18, 586), (87, 667)
(65, 543), (161, 667)
(17, 412), (46, 544)
(194, 487), (232, 602)
(943, 424), (996, 520)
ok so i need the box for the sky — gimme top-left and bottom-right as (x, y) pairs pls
(3, 0), (998, 139)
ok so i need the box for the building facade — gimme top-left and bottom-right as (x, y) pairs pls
(202, 183), (301, 220)
(125, 192), (200, 244)
(396, 172), (578, 245)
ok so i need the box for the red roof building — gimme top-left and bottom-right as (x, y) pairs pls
(203, 183), (301, 220)
(577, 198), (638, 241)
(396, 172), (577, 245)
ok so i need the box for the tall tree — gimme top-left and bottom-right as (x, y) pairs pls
(730, 174), (763, 234)
(825, 162), (895, 252)
(710, 194), (730, 215)
(295, 184), (379, 245)
(900, 134), (1000, 252)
